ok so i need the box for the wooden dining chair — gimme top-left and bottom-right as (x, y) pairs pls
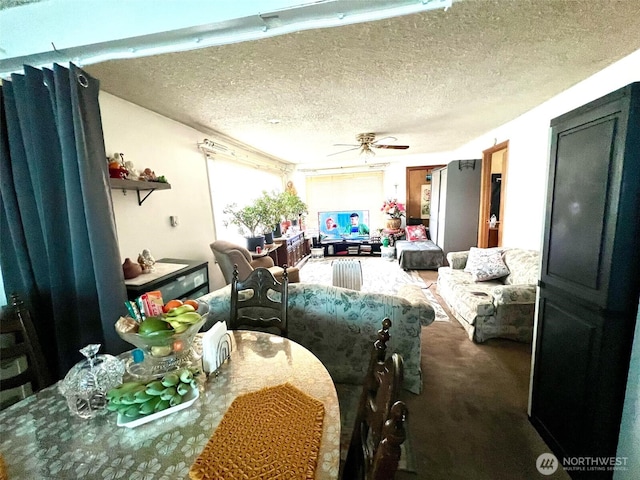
(229, 265), (289, 337)
(342, 317), (408, 480)
(1, 293), (51, 410)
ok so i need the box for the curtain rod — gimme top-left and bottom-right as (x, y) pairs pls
(197, 139), (293, 174)
(298, 162), (390, 174)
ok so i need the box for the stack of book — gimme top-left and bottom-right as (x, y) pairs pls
(359, 245), (372, 255)
(347, 246), (360, 255)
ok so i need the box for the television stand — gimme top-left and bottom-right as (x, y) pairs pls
(322, 239), (381, 256)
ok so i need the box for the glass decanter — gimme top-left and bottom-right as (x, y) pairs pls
(58, 344), (125, 419)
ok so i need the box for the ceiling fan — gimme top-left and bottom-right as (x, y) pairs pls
(328, 132), (410, 158)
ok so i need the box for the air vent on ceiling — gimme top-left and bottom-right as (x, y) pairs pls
(198, 139), (234, 155)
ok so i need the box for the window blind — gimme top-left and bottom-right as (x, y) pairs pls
(305, 172), (383, 230)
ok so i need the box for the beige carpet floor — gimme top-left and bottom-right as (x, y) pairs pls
(299, 260), (569, 478)
(394, 270), (571, 480)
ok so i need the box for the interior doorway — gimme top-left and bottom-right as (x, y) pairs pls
(478, 141), (508, 247)
(406, 165), (446, 236)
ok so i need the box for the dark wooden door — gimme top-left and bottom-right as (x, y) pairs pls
(405, 165), (445, 231)
(530, 83), (640, 478)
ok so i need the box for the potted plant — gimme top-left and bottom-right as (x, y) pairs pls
(279, 190), (308, 229)
(381, 198), (405, 230)
(222, 203), (265, 251)
(254, 190), (284, 244)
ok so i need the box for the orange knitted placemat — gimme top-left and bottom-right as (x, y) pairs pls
(189, 383), (325, 480)
(0, 453), (7, 480)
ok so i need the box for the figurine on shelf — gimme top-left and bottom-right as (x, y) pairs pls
(137, 249), (156, 273)
(141, 168), (158, 182)
(108, 153), (128, 179)
(124, 160), (141, 181)
(285, 180), (297, 196)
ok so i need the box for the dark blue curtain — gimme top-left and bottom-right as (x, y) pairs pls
(0, 64), (128, 380)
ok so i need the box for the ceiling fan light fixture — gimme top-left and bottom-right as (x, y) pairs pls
(328, 132), (409, 159)
(356, 132), (376, 144)
(360, 144), (376, 162)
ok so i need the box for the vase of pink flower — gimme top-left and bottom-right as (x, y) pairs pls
(381, 199), (405, 229)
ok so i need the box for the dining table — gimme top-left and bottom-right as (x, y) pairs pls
(0, 330), (341, 479)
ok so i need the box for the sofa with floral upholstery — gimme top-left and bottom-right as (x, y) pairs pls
(437, 248), (540, 343)
(198, 282), (435, 394)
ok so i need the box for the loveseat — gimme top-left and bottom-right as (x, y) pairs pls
(198, 282), (435, 394)
(437, 248), (540, 343)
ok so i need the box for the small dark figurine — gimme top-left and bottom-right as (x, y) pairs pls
(388, 234), (396, 247)
(122, 258), (142, 279)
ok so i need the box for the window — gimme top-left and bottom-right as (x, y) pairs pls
(305, 172), (383, 230)
(207, 157), (283, 244)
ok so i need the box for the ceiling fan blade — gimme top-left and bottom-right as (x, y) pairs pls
(327, 146), (361, 157)
(372, 144), (410, 150)
(371, 136), (397, 145)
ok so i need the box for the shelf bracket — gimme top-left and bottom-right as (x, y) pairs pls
(136, 189), (156, 206)
(110, 179), (170, 205)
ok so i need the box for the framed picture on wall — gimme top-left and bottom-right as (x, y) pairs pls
(420, 184), (431, 219)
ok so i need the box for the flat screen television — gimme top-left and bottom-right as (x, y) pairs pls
(318, 210), (370, 240)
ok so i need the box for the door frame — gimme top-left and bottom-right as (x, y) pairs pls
(405, 166), (429, 226)
(405, 165), (446, 230)
(478, 141), (509, 247)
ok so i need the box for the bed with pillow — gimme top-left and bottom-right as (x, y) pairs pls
(395, 224), (445, 270)
(436, 247), (540, 343)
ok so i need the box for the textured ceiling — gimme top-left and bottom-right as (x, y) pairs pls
(84, 0), (640, 167)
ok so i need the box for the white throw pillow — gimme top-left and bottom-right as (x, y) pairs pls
(464, 247), (499, 273)
(464, 247), (510, 282)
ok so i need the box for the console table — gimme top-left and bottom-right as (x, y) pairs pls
(322, 240), (382, 256)
(250, 243), (279, 260)
(271, 232), (310, 267)
(124, 258), (209, 301)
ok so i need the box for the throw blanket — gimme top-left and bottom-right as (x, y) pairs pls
(299, 257), (426, 295)
(396, 240), (444, 270)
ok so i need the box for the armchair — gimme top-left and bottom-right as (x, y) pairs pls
(210, 240), (300, 284)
